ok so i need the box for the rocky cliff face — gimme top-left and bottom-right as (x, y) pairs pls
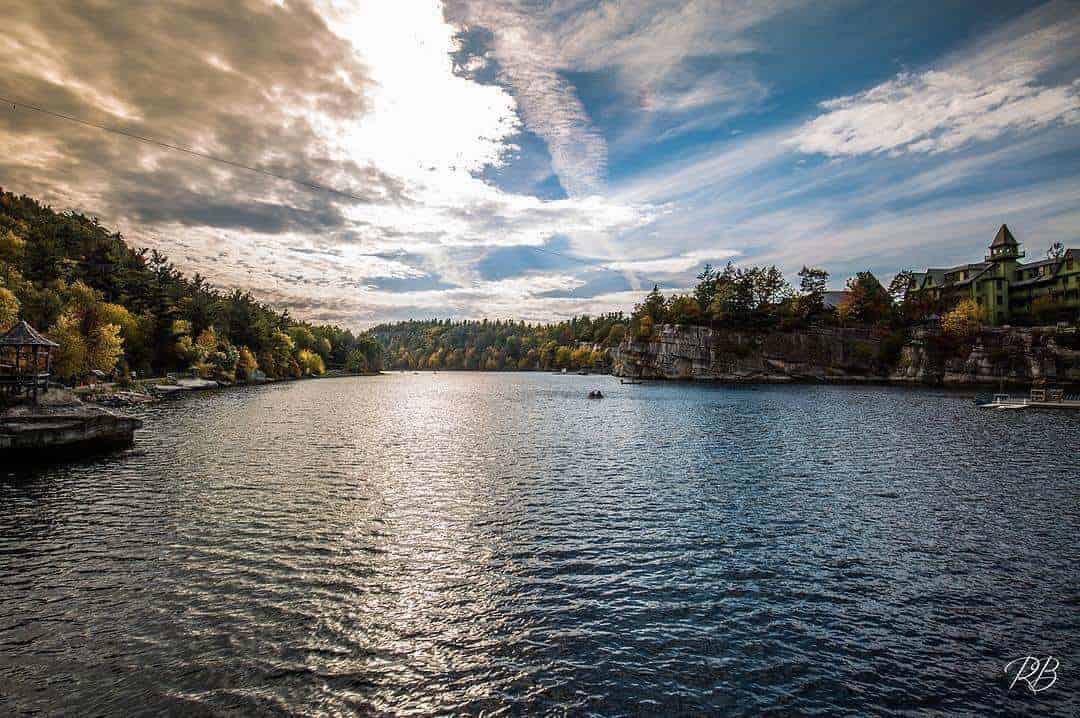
(612, 325), (889, 382)
(891, 327), (1080, 386)
(614, 324), (1080, 387)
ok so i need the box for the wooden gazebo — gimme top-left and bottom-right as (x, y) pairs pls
(0, 321), (59, 402)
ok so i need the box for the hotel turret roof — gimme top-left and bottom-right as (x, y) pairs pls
(989, 224), (1018, 248)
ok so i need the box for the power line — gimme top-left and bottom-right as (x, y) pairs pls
(4, 94), (664, 290)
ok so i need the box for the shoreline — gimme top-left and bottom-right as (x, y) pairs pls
(75, 369), (384, 408)
(611, 373), (1080, 390)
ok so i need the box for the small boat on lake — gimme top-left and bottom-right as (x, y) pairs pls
(620, 379), (643, 385)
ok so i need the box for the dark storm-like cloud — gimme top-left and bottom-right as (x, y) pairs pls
(0, 0), (405, 234)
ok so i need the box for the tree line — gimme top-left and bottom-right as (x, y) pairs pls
(2, 187), (1011, 387)
(628, 262), (902, 338)
(370, 315), (627, 371)
(0, 189), (383, 384)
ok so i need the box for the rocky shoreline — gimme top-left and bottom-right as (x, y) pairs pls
(2, 371), (382, 464)
(612, 324), (1080, 388)
(1, 390), (142, 462)
(75, 369), (382, 408)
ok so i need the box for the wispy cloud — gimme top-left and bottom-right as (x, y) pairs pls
(446, 1), (608, 197)
(603, 249), (739, 274)
(791, 1), (1080, 157)
(557, 0), (794, 105)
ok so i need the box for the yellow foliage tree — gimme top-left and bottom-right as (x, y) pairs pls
(196, 327), (218, 353)
(237, 346), (259, 380)
(636, 315), (654, 339)
(296, 348), (325, 376)
(48, 282), (124, 382)
(0, 229), (25, 264)
(87, 322), (124, 375)
(0, 286), (18, 333)
(836, 295), (855, 325)
(940, 299), (982, 338)
(49, 314), (88, 380)
(97, 303), (137, 338)
(571, 346), (592, 368)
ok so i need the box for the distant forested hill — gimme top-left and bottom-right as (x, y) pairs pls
(369, 316), (627, 371)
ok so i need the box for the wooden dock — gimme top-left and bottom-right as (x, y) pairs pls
(978, 388), (1080, 411)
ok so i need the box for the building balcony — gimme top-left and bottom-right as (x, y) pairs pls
(985, 249), (1025, 262)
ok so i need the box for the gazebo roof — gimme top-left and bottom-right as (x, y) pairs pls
(0, 321), (59, 348)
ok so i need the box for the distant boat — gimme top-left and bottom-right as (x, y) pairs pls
(561, 368), (567, 374)
(620, 379), (643, 385)
(577, 370), (589, 375)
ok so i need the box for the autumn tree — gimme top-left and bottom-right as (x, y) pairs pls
(635, 314), (654, 339)
(840, 271), (893, 324)
(237, 346), (259, 380)
(605, 323), (626, 347)
(667, 295), (702, 326)
(940, 299), (982, 338)
(48, 281), (124, 382)
(296, 348), (326, 376)
(0, 286), (18, 333)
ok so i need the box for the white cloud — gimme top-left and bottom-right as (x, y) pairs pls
(448, 2), (608, 197)
(603, 249), (739, 274)
(556, 0), (793, 96)
(792, 72), (1079, 157)
(791, 3), (1080, 157)
(446, 1), (796, 195)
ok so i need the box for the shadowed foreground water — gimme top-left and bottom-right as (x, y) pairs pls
(1, 373), (1078, 716)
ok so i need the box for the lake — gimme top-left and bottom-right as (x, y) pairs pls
(1, 373), (1077, 716)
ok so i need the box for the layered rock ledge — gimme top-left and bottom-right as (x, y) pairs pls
(612, 324), (1080, 387)
(1, 390), (142, 462)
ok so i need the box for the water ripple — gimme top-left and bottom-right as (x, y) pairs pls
(1, 375), (1078, 716)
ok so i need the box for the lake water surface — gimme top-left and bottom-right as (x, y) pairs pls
(1, 373), (1077, 716)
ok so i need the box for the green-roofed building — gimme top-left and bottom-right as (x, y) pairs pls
(906, 225), (1080, 325)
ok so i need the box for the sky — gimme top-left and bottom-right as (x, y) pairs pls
(0, 0), (1078, 327)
